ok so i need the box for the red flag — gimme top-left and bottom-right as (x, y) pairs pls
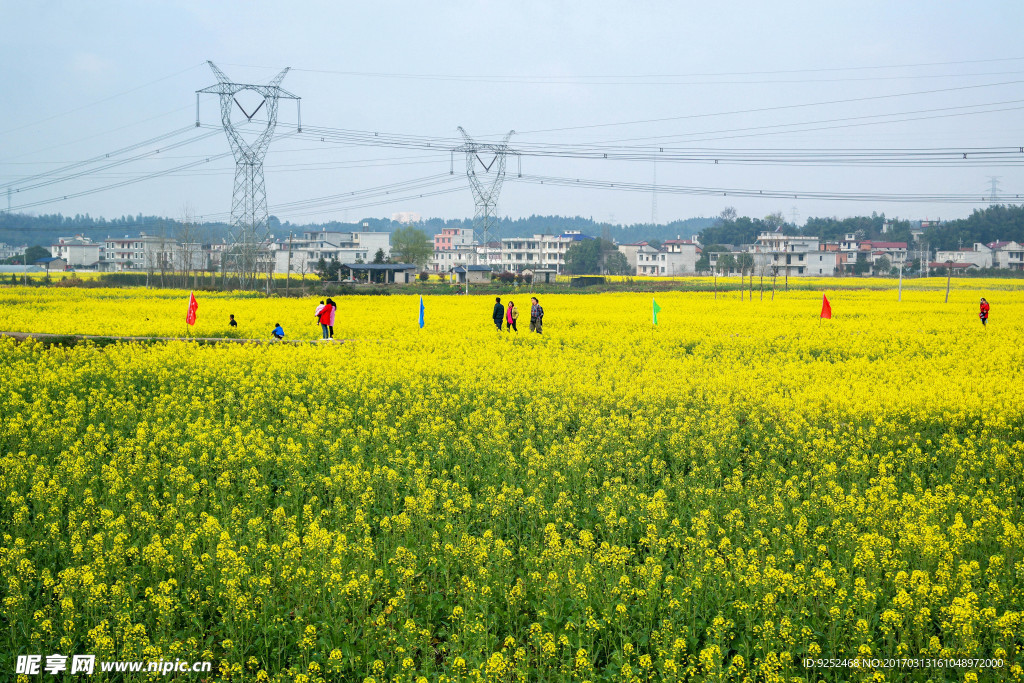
(820, 294), (832, 319)
(186, 291), (198, 326)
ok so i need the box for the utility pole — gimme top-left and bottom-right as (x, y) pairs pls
(945, 260), (953, 303)
(898, 261), (903, 301)
(651, 158), (658, 225)
(286, 231), (293, 296)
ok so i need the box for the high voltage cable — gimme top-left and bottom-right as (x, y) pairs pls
(2, 130), (221, 195)
(510, 173), (1018, 204)
(0, 104), (198, 164)
(511, 79), (1024, 134)
(541, 99), (1024, 146)
(222, 55), (1024, 82)
(0, 63), (206, 138)
(0, 156), (451, 181)
(0, 126), (200, 191)
(7, 150), (232, 212)
(289, 123), (1024, 166)
(265, 186), (467, 222)
(193, 174), (465, 223)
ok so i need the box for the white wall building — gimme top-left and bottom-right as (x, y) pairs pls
(935, 244), (993, 269)
(274, 229), (392, 274)
(498, 232), (589, 274)
(50, 235), (101, 267)
(428, 227), (477, 272)
(617, 242), (647, 272)
(660, 239), (700, 274)
(0, 242), (27, 260)
(988, 241), (1024, 270)
(102, 236), (145, 271)
(802, 251), (841, 276)
(634, 244), (696, 276)
(749, 232), (823, 277)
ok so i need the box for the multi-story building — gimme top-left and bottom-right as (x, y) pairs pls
(660, 239), (700, 274)
(864, 241), (909, 268)
(935, 244), (993, 269)
(0, 242), (27, 260)
(433, 227), (474, 252)
(274, 229), (390, 275)
(50, 235), (102, 267)
(428, 228), (477, 272)
(137, 232), (179, 273)
(988, 241), (1024, 270)
(102, 235), (146, 270)
(634, 243), (698, 276)
(617, 242), (648, 272)
(749, 232), (823, 277)
(498, 231), (589, 274)
(802, 251), (841, 276)
(429, 244), (479, 273)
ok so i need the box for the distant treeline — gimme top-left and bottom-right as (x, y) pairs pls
(7, 205), (1023, 252)
(0, 212), (233, 247)
(1, 212), (712, 248)
(699, 204), (1024, 251)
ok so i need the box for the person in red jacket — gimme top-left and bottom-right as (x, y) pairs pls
(318, 299), (334, 339)
(326, 298), (337, 339)
(979, 297), (990, 326)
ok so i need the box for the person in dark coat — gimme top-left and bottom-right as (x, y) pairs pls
(492, 297), (504, 331)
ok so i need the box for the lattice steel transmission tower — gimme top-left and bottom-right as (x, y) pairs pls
(456, 127), (516, 265)
(987, 175), (1002, 202)
(197, 61), (300, 288)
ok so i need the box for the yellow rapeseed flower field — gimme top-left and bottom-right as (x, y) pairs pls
(1, 283), (1022, 682)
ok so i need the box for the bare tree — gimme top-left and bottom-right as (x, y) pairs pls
(176, 205), (203, 290)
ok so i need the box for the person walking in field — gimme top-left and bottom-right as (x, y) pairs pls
(229, 314), (237, 328)
(980, 297), (990, 326)
(506, 300), (518, 332)
(529, 296), (543, 334)
(318, 299), (334, 340)
(326, 297), (337, 339)
(272, 323), (285, 340)
(492, 297), (504, 331)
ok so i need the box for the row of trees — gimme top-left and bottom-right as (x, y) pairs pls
(698, 204), (1024, 251)
(562, 238), (631, 275)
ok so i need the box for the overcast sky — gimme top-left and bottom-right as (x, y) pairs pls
(3, 1), (1024, 228)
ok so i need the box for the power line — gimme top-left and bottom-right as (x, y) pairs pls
(512, 79), (1024, 135)
(6, 150), (233, 212)
(1, 129), (220, 194)
(510, 173), (1019, 204)
(0, 126), (201, 191)
(0, 63), (206, 138)
(221, 55), (1024, 82)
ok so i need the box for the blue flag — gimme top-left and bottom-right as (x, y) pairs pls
(419, 296), (425, 328)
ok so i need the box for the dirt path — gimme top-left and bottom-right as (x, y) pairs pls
(0, 331), (350, 347)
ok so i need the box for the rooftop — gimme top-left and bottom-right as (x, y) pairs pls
(342, 263), (416, 271)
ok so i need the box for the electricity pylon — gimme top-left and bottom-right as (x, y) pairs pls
(197, 61), (300, 288)
(456, 127), (516, 266)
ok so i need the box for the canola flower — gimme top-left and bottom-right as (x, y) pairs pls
(0, 284), (1022, 682)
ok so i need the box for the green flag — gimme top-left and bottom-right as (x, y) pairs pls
(653, 298), (661, 325)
